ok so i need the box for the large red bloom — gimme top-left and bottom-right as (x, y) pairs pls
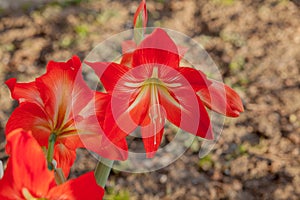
(0, 129), (104, 200)
(5, 56), (127, 177)
(86, 28), (244, 157)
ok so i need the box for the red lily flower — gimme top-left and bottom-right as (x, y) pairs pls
(120, 29), (243, 117)
(5, 56), (127, 177)
(86, 28), (242, 157)
(0, 129), (104, 200)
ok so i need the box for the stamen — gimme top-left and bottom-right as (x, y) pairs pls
(164, 82), (182, 88)
(149, 85), (161, 145)
(124, 81), (143, 88)
(22, 188), (38, 200)
(151, 67), (159, 79)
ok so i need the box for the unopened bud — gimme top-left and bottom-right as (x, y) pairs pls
(133, 0), (148, 44)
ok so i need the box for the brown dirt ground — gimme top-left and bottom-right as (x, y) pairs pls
(0, 0), (299, 199)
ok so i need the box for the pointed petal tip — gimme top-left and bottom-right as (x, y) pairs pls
(5, 78), (17, 93)
(46, 55), (82, 72)
(145, 151), (156, 159)
(227, 97), (244, 117)
(83, 60), (93, 66)
(133, 28), (180, 68)
(84, 61), (110, 70)
(198, 79), (244, 118)
(71, 55), (81, 62)
(205, 129), (214, 140)
(237, 100), (245, 113)
(70, 55), (82, 68)
(232, 109), (243, 117)
(197, 124), (214, 141)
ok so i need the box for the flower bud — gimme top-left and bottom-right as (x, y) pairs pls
(133, 0), (148, 44)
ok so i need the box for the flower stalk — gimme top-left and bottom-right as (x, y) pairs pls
(94, 158), (114, 188)
(47, 133), (57, 170)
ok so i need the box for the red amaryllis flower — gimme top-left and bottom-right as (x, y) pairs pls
(5, 56), (127, 177)
(0, 129), (104, 200)
(86, 28), (244, 157)
(120, 30), (243, 118)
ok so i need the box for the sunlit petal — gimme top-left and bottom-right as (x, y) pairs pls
(35, 56), (82, 132)
(48, 172), (104, 200)
(5, 78), (43, 106)
(132, 28), (180, 69)
(0, 129), (55, 199)
(177, 67), (212, 91)
(86, 61), (129, 93)
(6, 103), (50, 147)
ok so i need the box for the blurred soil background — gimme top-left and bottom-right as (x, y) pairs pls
(0, 0), (300, 199)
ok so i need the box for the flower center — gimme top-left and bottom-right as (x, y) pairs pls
(143, 77), (166, 88)
(142, 67), (168, 89)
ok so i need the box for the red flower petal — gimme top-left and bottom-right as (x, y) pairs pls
(85, 131), (128, 161)
(101, 101), (130, 160)
(5, 102), (50, 147)
(77, 114), (129, 161)
(177, 67), (212, 91)
(35, 56), (90, 131)
(0, 129), (55, 199)
(197, 79), (244, 117)
(132, 28), (180, 69)
(5, 78), (42, 105)
(54, 142), (77, 178)
(140, 104), (166, 158)
(142, 128), (164, 158)
(85, 61), (129, 93)
(79, 93), (129, 160)
(120, 40), (137, 66)
(159, 85), (213, 140)
(48, 172), (104, 200)
(0, 129), (104, 199)
(120, 52), (134, 67)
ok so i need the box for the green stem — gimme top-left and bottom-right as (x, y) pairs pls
(94, 157), (114, 187)
(47, 133), (57, 170)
